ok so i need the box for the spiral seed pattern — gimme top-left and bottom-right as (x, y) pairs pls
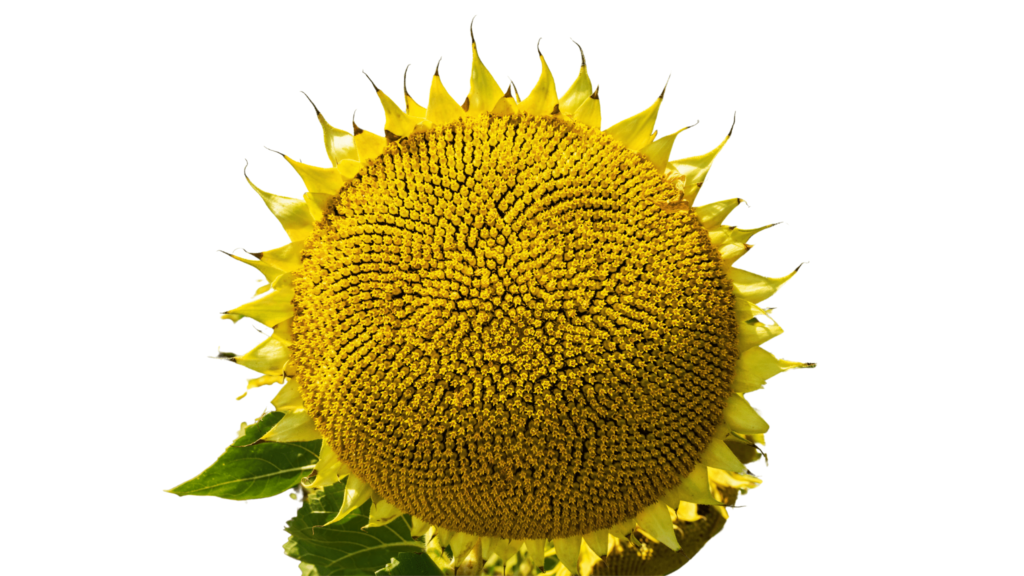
(292, 114), (737, 539)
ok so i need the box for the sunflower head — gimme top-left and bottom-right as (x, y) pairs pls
(203, 25), (813, 575)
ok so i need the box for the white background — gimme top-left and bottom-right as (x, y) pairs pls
(2, 1), (1021, 574)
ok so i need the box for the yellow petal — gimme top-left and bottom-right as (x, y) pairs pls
(450, 532), (478, 565)
(729, 265), (802, 304)
(661, 464), (720, 507)
(607, 518), (636, 540)
(670, 115), (734, 205)
(233, 334), (289, 375)
(737, 319), (783, 352)
(261, 410), (321, 442)
(701, 439), (747, 474)
(270, 272), (293, 291)
(270, 378), (303, 413)
(221, 251), (282, 286)
(250, 241), (303, 273)
(487, 538), (523, 564)
(366, 498), (403, 528)
(302, 92), (359, 166)
(525, 539), (546, 567)
(410, 516), (430, 538)
(403, 66), (427, 121)
(640, 123), (695, 172)
(305, 440), (351, 491)
(734, 346), (816, 393)
(224, 284), (294, 327)
(467, 23), (504, 114)
(707, 223), (779, 247)
(604, 86), (664, 151)
(273, 319), (293, 345)
(435, 527), (454, 548)
(695, 198), (743, 229)
(553, 535), (582, 575)
(583, 529), (609, 557)
(491, 85), (519, 116)
(324, 475), (373, 526)
(303, 192), (332, 222)
(365, 73), (419, 141)
(635, 502), (679, 551)
(558, 41), (593, 114)
(719, 242), (751, 268)
(352, 118), (387, 162)
(519, 45), (558, 116)
(676, 501), (701, 523)
(284, 155), (361, 197)
(733, 298), (769, 323)
(241, 374), (283, 397)
(427, 63), (467, 125)
(724, 394), (769, 434)
(708, 467), (763, 491)
(572, 87), (601, 131)
(245, 167), (313, 242)
(478, 536), (495, 563)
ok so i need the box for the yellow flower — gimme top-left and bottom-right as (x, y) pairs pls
(221, 25), (813, 575)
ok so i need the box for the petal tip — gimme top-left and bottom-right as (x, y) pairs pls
(300, 91), (320, 116)
(362, 71), (381, 93)
(570, 38), (586, 67)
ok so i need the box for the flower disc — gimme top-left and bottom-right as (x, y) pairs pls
(292, 114), (738, 539)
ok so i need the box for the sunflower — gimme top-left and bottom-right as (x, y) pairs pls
(209, 25), (813, 575)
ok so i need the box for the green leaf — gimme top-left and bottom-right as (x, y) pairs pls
(167, 411), (321, 500)
(383, 552), (444, 576)
(284, 483), (428, 576)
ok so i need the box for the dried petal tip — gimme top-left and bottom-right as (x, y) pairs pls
(300, 91), (320, 115)
(362, 71), (381, 93)
(571, 39), (586, 67)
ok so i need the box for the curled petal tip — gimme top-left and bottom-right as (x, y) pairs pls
(570, 39), (586, 67)
(536, 38), (543, 56)
(403, 65), (411, 95)
(264, 146), (285, 157)
(470, 16), (477, 44)
(591, 85), (600, 100)
(351, 111), (363, 134)
(659, 75), (671, 99)
(729, 112), (737, 136)
(434, 58), (442, 77)
(504, 84), (513, 98)
(300, 91), (320, 115)
(362, 71), (380, 93)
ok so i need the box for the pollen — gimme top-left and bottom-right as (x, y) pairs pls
(291, 113), (738, 539)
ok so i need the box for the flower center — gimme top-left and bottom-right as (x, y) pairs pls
(292, 114), (737, 539)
